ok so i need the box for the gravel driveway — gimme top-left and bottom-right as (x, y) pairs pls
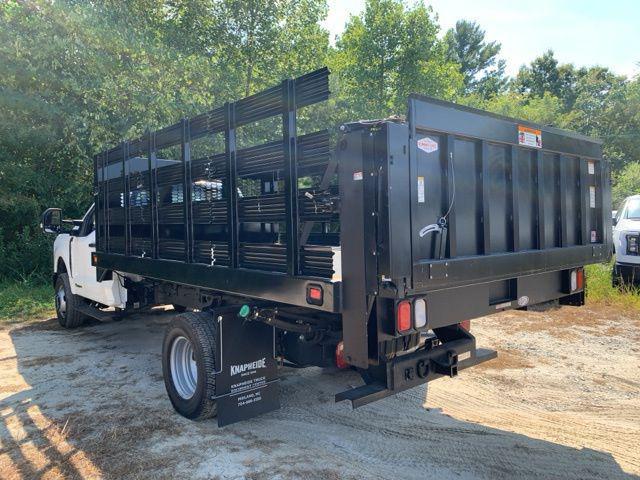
(1, 304), (638, 479)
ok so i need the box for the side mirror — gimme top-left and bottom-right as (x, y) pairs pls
(612, 217), (618, 227)
(41, 208), (62, 234)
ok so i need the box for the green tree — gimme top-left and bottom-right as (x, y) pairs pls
(562, 68), (639, 170)
(443, 20), (506, 98)
(462, 90), (564, 127)
(512, 52), (640, 172)
(513, 50), (577, 108)
(613, 162), (640, 208)
(0, 0), (331, 280)
(1, 0), (638, 283)
(164, 0), (329, 97)
(331, 0), (463, 120)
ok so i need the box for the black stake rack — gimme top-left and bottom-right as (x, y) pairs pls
(93, 68), (342, 313)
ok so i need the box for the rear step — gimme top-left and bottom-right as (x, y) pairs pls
(75, 303), (122, 322)
(336, 330), (497, 408)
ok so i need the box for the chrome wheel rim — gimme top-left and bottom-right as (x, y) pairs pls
(55, 285), (66, 318)
(170, 336), (198, 399)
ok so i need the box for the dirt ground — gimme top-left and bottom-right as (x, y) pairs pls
(0, 304), (639, 480)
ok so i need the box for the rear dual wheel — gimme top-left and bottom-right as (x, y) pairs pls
(162, 312), (218, 420)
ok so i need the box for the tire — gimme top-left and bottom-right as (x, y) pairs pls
(54, 273), (86, 329)
(172, 304), (187, 313)
(162, 312), (218, 420)
(612, 266), (621, 288)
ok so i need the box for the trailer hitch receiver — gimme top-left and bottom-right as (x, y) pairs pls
(336, 329), (496, 408)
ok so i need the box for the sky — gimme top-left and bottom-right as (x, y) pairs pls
(324, 0), (640, 79)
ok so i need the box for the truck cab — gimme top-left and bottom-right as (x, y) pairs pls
(42, 205), (126, 327)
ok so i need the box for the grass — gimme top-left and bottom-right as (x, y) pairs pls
(0, 280), (55, 324)
(586, 262), (640, 309)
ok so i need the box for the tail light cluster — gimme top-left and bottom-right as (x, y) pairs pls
(335, 341), (349, 369)
(396, 299), (470, 334)
(569, 267), (584, 292)
(396, 299), (427, 333)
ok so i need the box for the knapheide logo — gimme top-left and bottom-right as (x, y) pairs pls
(230, 357), (266, 376)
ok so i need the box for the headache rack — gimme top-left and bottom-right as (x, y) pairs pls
(93, 68), (342, 312)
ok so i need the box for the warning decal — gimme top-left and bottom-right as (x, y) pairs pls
(417, 176), (425, 203)
(417, 136), (438, 153)
(518, 125), (542, 148)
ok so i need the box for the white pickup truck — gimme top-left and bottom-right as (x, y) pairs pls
(612, 195), (640, 285)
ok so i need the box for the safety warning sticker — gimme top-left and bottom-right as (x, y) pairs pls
(518, 125), (542, 148)
(417, 136), (438, 153)
(417, 176), (425, 203)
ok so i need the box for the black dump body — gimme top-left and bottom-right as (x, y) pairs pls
(93, 68), (612, 371)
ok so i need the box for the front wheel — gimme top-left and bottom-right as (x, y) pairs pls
(54, 273), (86, 329)
(162, 312), (218, 420)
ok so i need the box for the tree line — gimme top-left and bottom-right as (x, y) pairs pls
(0, 0), (638, 282)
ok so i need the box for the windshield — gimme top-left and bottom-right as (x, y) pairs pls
(625, 198), (640, 220)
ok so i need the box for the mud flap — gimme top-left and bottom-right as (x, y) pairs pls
(214, 313), (280, 426)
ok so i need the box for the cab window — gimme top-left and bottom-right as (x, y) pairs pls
(624, 198), (640, 220)
(78, 206), (95, 237)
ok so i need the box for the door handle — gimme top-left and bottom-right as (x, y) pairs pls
(89, 243), (96, 248)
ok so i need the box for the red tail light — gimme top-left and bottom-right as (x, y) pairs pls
(576, 268), (584, 290)
(306, 284), (323, 305)
(459, 320), (471, 331)
(335, 341), (349, 369)
(397, 301), (411, 332)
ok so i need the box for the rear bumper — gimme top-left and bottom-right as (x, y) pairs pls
(336, 329), (496, 408)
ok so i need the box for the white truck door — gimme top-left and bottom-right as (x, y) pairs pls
(69, 207), (124, 307)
